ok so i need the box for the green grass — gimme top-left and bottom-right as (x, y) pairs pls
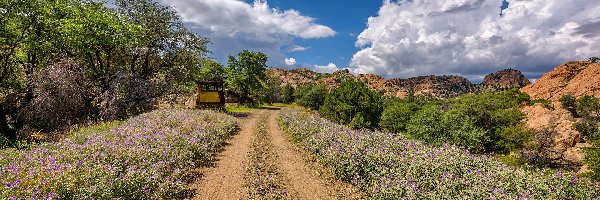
(225, 105), (257, 113)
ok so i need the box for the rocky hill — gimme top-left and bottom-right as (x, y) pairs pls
(482, 68), (531, 89)
(521, 61), (600, 100)
(269, 67), (530, 98)
(519, 61), (600, 170)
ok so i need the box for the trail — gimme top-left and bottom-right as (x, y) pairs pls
(192, 110), (263, 200)
(266, 108), (361, 200)
(192, 108), (360, 200)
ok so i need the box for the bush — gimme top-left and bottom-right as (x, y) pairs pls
(18, 60), (92, 136)
(294, 83), (328, 110)
(100, 73), (161, 121)
(576, 95), (600, 118)
(574, 120), (599, 141)
(404, 91), (531, 153)
(379, 102), (418, 133)
(319, 80), (383, 129)
(560, 95), (578, 117)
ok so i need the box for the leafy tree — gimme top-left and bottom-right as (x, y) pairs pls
(560, 95), (578, 117)
(225, 50), (267, 106)
(294, 84), (328, 110)
(319, 79), (383, 129)
(282, 84), (295, 104)
(198, 60), (225, 82)
(258, 75), (282, 105)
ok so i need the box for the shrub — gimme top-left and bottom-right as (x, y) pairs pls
(379, 102), (418, 133)
(560, 95), (578, 117)
(100, 73), (161, 121)
(574, 120), (599, 141)
(294, 83), (328, 110)
(576, 95), (600, 118)
(18, 60), (92, 136)
(319, 80), (383, 129)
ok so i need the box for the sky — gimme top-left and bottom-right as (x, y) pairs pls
(157, 0), (600, 82)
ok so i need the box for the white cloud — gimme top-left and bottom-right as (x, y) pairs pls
(160, 0), (335, 67)
(284, 58), (297, 66)
(287, 45), (310, 52)
(350, 0), (600, 80)
(313, 63), (339, 73)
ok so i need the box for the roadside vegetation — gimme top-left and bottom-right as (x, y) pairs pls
(0, 109), (237, 199)
(278, 108), (600, 198)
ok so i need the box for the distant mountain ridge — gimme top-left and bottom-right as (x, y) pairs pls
(268, 67), (531, 98)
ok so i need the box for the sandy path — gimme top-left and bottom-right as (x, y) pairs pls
(266, 108), (361, 200)
(192, 110), (263, 200)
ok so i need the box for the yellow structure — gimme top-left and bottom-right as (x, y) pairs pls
(196, 81), (225, 108)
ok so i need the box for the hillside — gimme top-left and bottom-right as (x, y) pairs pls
(522, 61), (600, 100)
(519, 61), (600, 169)
(269, 67), (531, 98)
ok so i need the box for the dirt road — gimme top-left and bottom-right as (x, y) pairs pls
(192, 108), (359, 200)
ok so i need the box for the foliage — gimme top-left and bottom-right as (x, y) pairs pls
(589, 57), (599, 63)
(574, 120), (599, 141)
(560, 95), (578, 118)
(281, 84), (295, 104)
(0, 109), (237, 199)
(198, 60), (225, 82)
(278, 109), (600, 199)
(576, 95), (600, 118)
(18, 60), (92, 134)
(0, 0), (210, 137)
(378, 102), (418, 133)
(403, 90), (531, 153)
(258, 75), (282, 105)
(319, 80), (383, 129)
(293, 83), (328, 110)
(226, 50), (268, 107)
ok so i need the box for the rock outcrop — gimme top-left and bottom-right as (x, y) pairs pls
(269, 67), (530, 99)
(482, 68), (531, 89)
(521, 61), (600, 100)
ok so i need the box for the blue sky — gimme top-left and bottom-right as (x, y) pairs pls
(265, 0), (381, 69)
(160, 0), (600, 82)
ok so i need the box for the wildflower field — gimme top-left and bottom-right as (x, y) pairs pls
(278, 108), (600, 199)
(0, 109), (237, 199)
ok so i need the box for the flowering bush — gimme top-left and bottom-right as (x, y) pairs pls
(278, 108), (600, 199)
(0, 109), (237, 199)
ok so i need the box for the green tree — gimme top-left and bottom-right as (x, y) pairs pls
(225, 50), (268, 106)
(198, 60), (225, 82)
(589, 57), (599, 63)
(319, 79), (383, 129)
(294, 83), (328, 110)
(282, 84), (295, 104)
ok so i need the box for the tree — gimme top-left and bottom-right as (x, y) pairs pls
(198, 60), (225, 82)
(294, 84), (328, 110)
(319, 79), (383, 129)
(589, 57), (599, 63)
(225, 50), (268, 106)
(282, 84), (295, 104)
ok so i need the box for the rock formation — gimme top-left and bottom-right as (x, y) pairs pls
(521, 61), (600, 100)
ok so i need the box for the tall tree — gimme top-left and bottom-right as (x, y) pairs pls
(226, 50), (268, 106)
